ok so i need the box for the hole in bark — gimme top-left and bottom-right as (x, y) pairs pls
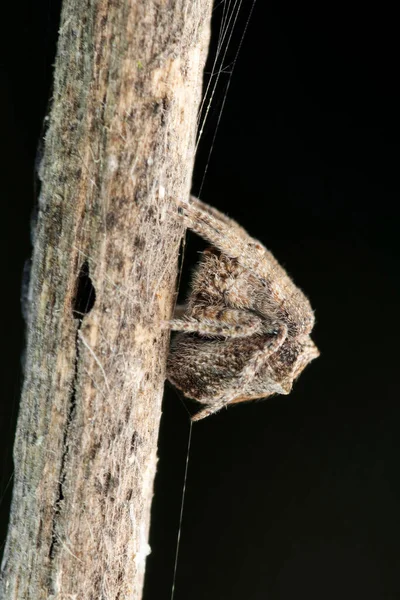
(72, 261), (96, 319)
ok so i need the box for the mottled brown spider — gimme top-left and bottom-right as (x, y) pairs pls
(166, 195), (319, 421)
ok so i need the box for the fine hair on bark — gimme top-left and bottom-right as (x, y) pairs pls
(0, 1), (213, 598)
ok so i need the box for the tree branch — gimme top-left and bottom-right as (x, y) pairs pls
(0, 0), (212, 597)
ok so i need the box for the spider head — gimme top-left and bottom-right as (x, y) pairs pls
(268, 335), (320, 395)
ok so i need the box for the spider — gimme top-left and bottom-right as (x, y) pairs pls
(166, 196), (319, 421)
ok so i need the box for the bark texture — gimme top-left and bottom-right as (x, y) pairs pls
(0, 1), (212, 598)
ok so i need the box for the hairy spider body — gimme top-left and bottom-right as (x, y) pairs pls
(167, 196), (319, 421)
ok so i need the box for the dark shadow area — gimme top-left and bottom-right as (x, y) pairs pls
(72, 261), (96, 319)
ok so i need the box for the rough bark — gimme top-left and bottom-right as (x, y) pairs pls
(0, 1), (212, 598)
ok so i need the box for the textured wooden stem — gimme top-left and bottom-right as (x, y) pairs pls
(0, 1), (212, 598)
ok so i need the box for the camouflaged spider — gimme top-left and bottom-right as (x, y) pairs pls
(166, 195), (319, 421)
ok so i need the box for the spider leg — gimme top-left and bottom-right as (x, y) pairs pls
(176, 197), (283, 287)
(168, 306), (263, 338)
(189, 195), (250, 239)
(191, 322), (288, 421)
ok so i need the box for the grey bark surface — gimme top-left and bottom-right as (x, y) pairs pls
(0, 1), (212, 598)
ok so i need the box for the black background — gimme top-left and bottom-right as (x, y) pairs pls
(1, 2), (400, 599)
